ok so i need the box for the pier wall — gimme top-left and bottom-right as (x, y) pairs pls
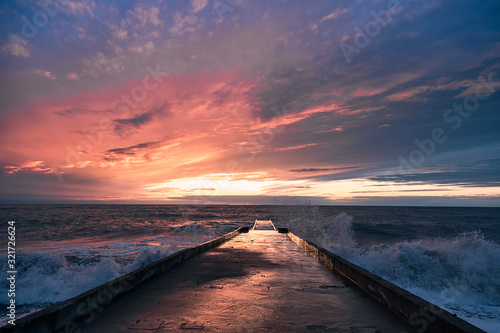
(286, 230), (485, 333)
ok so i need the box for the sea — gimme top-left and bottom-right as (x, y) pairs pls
(0, 204), (499, 331)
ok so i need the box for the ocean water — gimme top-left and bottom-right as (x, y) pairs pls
(0, 204), (499, 331)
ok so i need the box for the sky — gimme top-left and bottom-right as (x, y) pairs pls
(0, 0), (499, 206)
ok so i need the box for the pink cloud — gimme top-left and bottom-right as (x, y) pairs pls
(33, 69), (55, 80)
(314, 126), (343, 133)
(311, 90), (341, 100)
(388, 91), (414, 101)
(275, 142), (325, 151)
(352, 88), (384, 97)
(337, 106), (382, 115)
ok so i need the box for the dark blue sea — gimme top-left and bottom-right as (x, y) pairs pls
(0, 204), (499, 331)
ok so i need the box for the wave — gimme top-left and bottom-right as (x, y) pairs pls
(0, 223), (241, 324)
(277, 205), (500, 332)
(0, 244), (176, 307)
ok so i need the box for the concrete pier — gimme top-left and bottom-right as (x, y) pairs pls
(74, 221), (416, 332)
(6, 221), (484, 333)
(252, 219), (275, 230)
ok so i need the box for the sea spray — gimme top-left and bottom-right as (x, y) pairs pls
(275, 204), (357, 250)
(347, 232), (500, 329)
(349, 232), (500, 302)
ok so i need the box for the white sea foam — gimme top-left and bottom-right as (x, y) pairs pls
(0, 244), (176, 307)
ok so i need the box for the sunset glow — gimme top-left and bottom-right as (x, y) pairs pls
(1, 0), (499, 206)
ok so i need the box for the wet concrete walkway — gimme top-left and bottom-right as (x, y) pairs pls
(81, 225), (416, 332)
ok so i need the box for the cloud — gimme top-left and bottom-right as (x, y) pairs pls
(1, 1), (499, 205)
(387, 91), (415, 101)
(169, 12), (202, 36)
(109, 23), (128, 41)
(191, 0), (208, 13)
(333, 195), (500, 207)
(290, 167), (358, 173)
(368, 159), (500, 187)
(319, 8), (349, 23)
(82, 52), (124, 75)
(4, 161), (50, 174)
(352, 88), (384, 97)
(113, 102), (169, 135)
(130, 41), (154, 55)
(116, 112), (154, 127)
(1, 35), (30, 57)
(54, 107), (112, 117)
(105, 139), (167, 156)
(67, 73), (79, 80)
(74, 26), (90, 40)
(351, 189), (450, 193)
(310, 7), (349, 31)
(3, 160), (93, 175)
(33, 69), (56, 80)
(127, 4), (161, 27)
(168, 195), (335, 205)
(60, 0), (96, 17)
(274, 142), (325, 152)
